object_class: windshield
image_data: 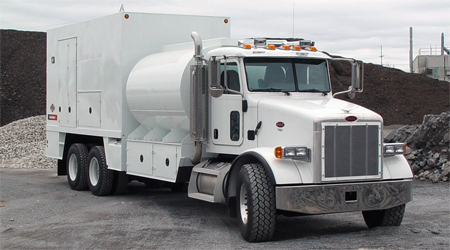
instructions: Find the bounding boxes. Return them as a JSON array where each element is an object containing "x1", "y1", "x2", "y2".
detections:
[{"x1": 244, "y1": 58, "x2": 330, "y2": 93}]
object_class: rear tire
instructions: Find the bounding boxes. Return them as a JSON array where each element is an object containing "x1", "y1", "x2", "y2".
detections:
[
  {"x1": 87, "y1": 146, "x2": 114, "y2": 196},
  {"x1": 362, "y1": 204, "x2": 406, "y2": 228},
  {"x1": 66, "y1": 143, "x2": 89, "y2": 191},
  {"x1": 236, "y1": 164, "x2": 276, "y2": 242},
  {"x1": 111, "y1": 171, "x2": 129, "y2": 195}
]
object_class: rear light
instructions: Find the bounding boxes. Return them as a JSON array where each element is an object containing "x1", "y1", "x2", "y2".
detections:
[{"x1": 48, "y1": 114, "x2": 58, "y2": 121}]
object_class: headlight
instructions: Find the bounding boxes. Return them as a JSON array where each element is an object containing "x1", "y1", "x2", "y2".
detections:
[
  {"x1": 384, "y1": 143, "x2": 406, "y2": 156},
  {"x1": 275, "y1": 146, "x2": 310, "y2": 161}
]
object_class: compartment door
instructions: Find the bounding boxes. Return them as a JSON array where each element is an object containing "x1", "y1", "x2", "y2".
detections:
[{"x1": 57, "y1": 38, "x2": 77, "y2": 127}]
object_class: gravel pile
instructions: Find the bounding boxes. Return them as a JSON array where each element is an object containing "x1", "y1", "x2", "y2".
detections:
[
  {"x1": 0, "y1": 115, "x2": 56, "y2": 169},
  {"x1": 385, "y1": 111, "x2": 450, "y2": 182}
]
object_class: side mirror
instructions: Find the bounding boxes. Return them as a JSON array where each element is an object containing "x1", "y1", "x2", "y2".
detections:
[
  {"x1": 208, "y1": 57, "x2": 223, "y2": 98},
  {"x1": 332, "y1": 59, "x2": 364, "y2": 99},
  {"x1": 351, "y1": 60, "x2": 363, "y2": 91}
]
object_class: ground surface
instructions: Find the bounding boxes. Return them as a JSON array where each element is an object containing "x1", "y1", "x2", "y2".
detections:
[{"x1": 1, "y1": 168, "x2": 448, "y2": 249}]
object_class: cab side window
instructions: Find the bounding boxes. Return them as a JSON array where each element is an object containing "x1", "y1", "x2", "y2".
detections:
[{"x1": 220, "y1": 62, "x2": 240, "y2": 93}]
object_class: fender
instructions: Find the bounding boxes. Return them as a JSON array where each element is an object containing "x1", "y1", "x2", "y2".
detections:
[
  {"x1": 226, "y1": 147, "x2": 303, "y2": 217},
  {"x1": 383, "y1": 155, "x2": 414, "y2": 179}
]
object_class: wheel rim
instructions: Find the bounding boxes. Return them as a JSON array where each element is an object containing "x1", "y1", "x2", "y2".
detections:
[
  {"x1": 89, "y1": 157, "x2": 100, "y2": 186},
  {"x1": 239, "y1": 183, "x2": 248, "y2": 225},
  {"x1": 68, "y1": 154, "x2": 78, "y2": 181}
]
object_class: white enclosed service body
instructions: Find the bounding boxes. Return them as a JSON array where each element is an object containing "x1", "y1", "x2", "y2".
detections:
[
  {"x1": 46, "y1": 12, "x2": 413, "y2": 242},
  {"x1": 46, "y1": 13, "x2": 229, "y2": 182}
]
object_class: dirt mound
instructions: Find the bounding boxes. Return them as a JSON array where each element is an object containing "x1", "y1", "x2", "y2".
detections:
[
  {"x1": 0, "y1": 30, "x2": 46, "y2": 126},
  {"x1": 329, "y1": 60, "x2": 449, "y2": 125},
  {"x1": 0, "y1": 30, "x2": 448, "y2": 126}
]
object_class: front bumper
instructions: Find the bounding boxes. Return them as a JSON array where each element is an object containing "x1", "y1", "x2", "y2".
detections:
[{"x1": 276, "y1": 179, "x2": 413, "y2": 214}]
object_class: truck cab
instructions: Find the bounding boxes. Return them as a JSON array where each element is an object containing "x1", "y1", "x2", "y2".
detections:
[{"x1": 187, "y1": 36, "x2": 413, "y2": 241}]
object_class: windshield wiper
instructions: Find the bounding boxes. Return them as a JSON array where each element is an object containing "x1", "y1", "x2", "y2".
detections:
[
  {"x1": 252, "y1": 88, "x2": 293, "y2": 96},
  {"x1": 298, "y1": 89, "x2": 329, "y2": 96},
  {"x1": 252, "y1": 88, "x2": 284, "y2": 92}
]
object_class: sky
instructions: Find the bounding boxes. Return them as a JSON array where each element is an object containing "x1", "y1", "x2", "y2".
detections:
[{"x1": 1, "y1": 0, "x2": 449, "y2": 72}]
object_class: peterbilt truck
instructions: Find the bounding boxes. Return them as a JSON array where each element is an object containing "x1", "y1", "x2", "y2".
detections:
[{"x1": 46, "y1": 12, "x2": 413, "y2": 242}]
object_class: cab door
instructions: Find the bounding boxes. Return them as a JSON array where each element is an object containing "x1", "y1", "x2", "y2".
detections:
[{"x1": 210, "y1": 60, "x2": 244, "y2": 146}]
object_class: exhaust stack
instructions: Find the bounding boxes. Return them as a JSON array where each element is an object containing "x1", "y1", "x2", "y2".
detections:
[{"x1": 190, "y1": 31, "x2": 207, "y2": 164}]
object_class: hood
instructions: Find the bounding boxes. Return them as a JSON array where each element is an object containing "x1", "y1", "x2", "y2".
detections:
[{"x1": 255, "y1": 96, "x2": 382, "y2": 147}]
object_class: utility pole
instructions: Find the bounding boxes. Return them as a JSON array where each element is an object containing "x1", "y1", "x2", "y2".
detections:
[
  {"x1": 380, "y1": 46, "x2": 384, "y2": 66},
  {"x1": 292, "y1": 1, "x2": 295, "y2": 37}
]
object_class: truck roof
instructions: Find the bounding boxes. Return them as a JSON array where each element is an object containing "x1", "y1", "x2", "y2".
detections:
[
  {"x1": 207, "y1": 37, "x2": 331, "y2": 59},
  {"x1": 207, "y1": 46, "x2": 332, "y2": 59}
]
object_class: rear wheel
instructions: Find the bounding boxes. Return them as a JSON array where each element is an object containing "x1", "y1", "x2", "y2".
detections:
[
  {"x1": 362, "y1": 204, "x2": 406, "y2": 228},
  {"x1": 111, "y1": 171, "x2": 129, "y2": 195},
  {"x1": 66, "y1": 143, "x2": 89, "y2": 190},
  {"x1": 87, "y1": 146, "x2": 113, "y2": 196},
  {"x1": 236, "y1": 164, "x2": 276, "y2": 242}
]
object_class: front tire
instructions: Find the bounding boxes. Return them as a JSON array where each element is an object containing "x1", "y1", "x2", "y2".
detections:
[
  {"x1": 87, "y1": 146, "x2": 114, "y2": 196},
  {"x1": 237, "y1": 164, "x2": 276, "y2": 242},
  {"x1": 66, "y1": 143, "x2": 89, "y2": 191},
  {"x1": 362, "y1": 204, "x2": 406, "y2": 228}
]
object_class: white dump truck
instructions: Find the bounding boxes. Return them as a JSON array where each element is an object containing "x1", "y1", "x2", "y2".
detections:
[{"x1": 46, "y1": 12, "x2": 413, "y2": 242}]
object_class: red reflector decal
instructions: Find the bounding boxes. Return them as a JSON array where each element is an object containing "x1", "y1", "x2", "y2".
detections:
[
  {"x1": 276, "y1": 122, "x2": 285, "y2": 128},
  {"x1": 48, "y1": 114, "x2": 58, "y2": 121},
  {"x1": 345, "y1": 116, "x2": 358, "y2": 122}
]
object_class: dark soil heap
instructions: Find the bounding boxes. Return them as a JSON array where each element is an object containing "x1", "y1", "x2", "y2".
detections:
[
  {"x1": 0, "y1": 30, "x2": 46, "y2": 126},
  {"x1": 0, "y1": 30, "x2": 449, "y2": 126},
  {"x1": 329, "y1": 60, "x2": 449, "y2": 125}
]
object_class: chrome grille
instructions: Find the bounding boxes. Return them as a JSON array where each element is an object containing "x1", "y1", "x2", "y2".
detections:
[{"x1": 322, "y1": 123, "x2": 381, "y2": 180}]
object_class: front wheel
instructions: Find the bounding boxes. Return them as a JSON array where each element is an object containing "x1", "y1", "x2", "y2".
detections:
[
  {"x1": 87, "y1": 146, "x2": 114, "y2": 196},
  {"x1": 237, "y1": 164, "x2": 276, "y2": 242},
  {"x1": 362, "y1": 204, "x2": 406, "y2": 228}
]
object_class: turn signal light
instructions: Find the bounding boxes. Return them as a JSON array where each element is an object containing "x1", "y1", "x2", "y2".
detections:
[{"x1": 275, "y1": 146, "x2": 283, "y2": 159}]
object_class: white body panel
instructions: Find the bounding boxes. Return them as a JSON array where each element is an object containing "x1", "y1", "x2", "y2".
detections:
[{"x1": 46, "y1": 12, "x2": 230, "y2": 174}]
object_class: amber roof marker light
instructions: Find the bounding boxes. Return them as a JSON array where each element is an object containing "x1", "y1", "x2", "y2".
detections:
[
  {"x1": 124, "y1": 14, "x2": 130, "y2": 19},
  {"x1": 224, "y1": 19, "x2": 229, "y2": 24}
]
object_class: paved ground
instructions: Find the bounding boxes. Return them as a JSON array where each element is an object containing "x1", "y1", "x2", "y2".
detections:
[{"x1": 1, "y1": 168, "x2": 449, "y2": 249}]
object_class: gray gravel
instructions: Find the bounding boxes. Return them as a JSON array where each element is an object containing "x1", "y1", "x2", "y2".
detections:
[
  {"x1": 0, "y1": 115, "x2": 56, "y2": 169},
  {"x1": 1, "y1": 168, "x2": 449, "y2": 249}
]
